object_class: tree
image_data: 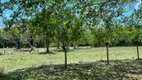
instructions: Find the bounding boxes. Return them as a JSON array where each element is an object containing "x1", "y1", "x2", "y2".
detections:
[
  {"x1": 0, "y1": 28, "x2": 14, "y2": 48},
  {"x1": 8, "y1": 26, "x2": 21, "y2": 49},
  {"x1": 31, "y1": 4, "x2": 58, "y2": 52}
]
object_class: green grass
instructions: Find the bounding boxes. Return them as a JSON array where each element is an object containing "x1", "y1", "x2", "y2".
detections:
[
  {"x1": 0, "y1": 46, "x2": 142, "y2": 73},
  {"x1": 1, "y1": 59, "x2": 142, "y2": 80},
  {"x1": 0, "y1": 46, "x2": 142, "y2": 80}
]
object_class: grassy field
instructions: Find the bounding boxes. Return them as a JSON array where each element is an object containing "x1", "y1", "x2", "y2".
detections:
[
  {"x1": 0, "y1": 47, "x2": 142, "y2": 80},
  {"x1": 0, "y1": 46, "x2": 141, "y2": 72}
]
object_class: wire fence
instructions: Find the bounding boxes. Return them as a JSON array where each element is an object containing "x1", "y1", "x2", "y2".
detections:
[
  {"x1": 0, "y1": 46, "x2": 141, "y2": 71},
  {"x1": 0, "y1": 48, "x2": 40, "y2": 55},
  {"x1": 0, "y1": 46, "x2": 141, "y2": 60}
]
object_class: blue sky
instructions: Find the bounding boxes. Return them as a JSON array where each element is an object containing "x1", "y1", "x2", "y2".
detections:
[
  {"x1": 0, "y1": 0, "x2": 10, "y2": 28},
  {"x1": 0, "y1": 0, "x2": 141, "y2": 28}
]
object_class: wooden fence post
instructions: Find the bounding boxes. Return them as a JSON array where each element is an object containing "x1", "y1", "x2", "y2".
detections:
[
  {"x1": 62, "y1": 42, "x2": 68, "y2": 69},
  {"x1": 106, "y1": 42, "x2": 109, "y2": 65},
  {"x1": 136, "y1": 45, "x2": 140, "y2": 60}
]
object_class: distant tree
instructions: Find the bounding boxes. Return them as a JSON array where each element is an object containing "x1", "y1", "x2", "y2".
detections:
[{"x1": 8, "y1": 26, "x2": 21, "y2": 49}]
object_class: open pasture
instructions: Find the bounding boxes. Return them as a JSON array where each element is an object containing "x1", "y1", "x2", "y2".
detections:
[{"x1": 0, "y1": 46, "x2": 141, "y2": 72}]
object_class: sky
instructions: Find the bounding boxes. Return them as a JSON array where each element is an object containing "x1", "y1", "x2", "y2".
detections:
[
  {"x1": 0, "y1": 0, "x2": 141, "y2": 28},
  {"x1": 0, "y1": 0, "x2": 10, "y2": 28}
]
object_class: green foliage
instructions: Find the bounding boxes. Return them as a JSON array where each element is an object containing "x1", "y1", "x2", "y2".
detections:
[{"x1": 0, "y1": 0, "x2": 142, "y2": 48}]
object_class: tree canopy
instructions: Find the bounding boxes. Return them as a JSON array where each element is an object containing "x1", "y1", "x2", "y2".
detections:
[{"x1": 0, "y1": 0, "x2": 141, "y2": 50}]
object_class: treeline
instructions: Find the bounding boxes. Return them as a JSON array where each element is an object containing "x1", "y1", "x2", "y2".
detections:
[{"x1": 0, "y1": 25, "x2": 141, "y2": 48}]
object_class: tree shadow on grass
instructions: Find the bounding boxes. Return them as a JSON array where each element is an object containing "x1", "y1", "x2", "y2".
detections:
[
  {"x1": 14, "y1": 49, "x2": 38, "y2": 53},
  {"x1": 1, "y1": 59, "x2": 142, "y2": 80},
  {"x1": 39, "y1": 49, "x2": 75, "y2": 55},
  {"x1": 39, "y1": 51, "x2": 56, "y2": 55}
]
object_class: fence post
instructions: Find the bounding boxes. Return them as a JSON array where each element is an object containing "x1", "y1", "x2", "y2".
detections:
[
  {"x1": 135, "y1": 41, "x2": 140, "y2": 60},
  {"x1": 106, "y1": 42, "x2": 109, "y2": 65},
  {"x1": 65, "y1": 50, "x2": 67, "y2": 69},
  {"x1": 136, "y1": 45, "x2": 140, "y2": 60},
  {"x1": 62, "y1": 42, "x2": 67, "y2": 69}
]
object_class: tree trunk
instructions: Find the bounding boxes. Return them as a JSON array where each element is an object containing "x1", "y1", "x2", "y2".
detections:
[
  {"x1": 46, "y1": 39, "x2": 50, "y2": 53},
  {"x1": 28, "y1": 35, "x2": 34, "y2": 51},
  {"x1": 66, "y1": 43, "x2": 70, "y2": 50},
  {"x1": 30, "y1": 36, "x2": 33, "y2": 46},
  {"x1": 4, "y1": 42, "x2": 6, "y2": 48},
  {"x1": 73, "y1": 42, "x2": 76, "y2": 49},
  {"x1": 16, "y1": 40, "x2": 21, "y2": 49},
  {"x1": 56, "y1": 41, "x2": 60, "y2": 49}
]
